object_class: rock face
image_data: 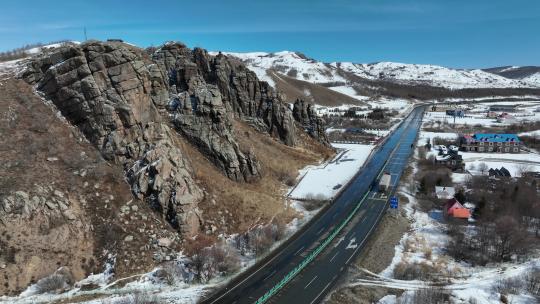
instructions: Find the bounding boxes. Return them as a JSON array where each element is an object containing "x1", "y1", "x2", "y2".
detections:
[
  {"x1": 293, "y1": 99, "x2": 329, "y2": 144},
  {"x1": 22, "y1": 42, "x2": 202, "y2": 234},
  {"x1": 22, "y1": 40, "x2": 329, "y2": 232},
  {"x1": 152, "y1": 44, "x2": 297, "y2": 146}
]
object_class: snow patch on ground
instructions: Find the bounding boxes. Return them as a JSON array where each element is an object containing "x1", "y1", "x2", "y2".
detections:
[
  {"x1": 289, "y1": 143, "x2": 374, "y2": 200},
  {"x1": 328, "y1": 86, "x2": 369, "y2": 101},
  {"x1": 0, "y1": 59, "x2": 25, "y2": 81}
]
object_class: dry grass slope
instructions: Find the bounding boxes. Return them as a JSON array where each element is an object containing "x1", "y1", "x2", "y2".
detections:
[{"x1": 179, "y1": 119, "x2": 334, "y2": 235}]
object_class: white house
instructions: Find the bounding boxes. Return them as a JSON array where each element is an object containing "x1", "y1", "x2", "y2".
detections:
[{"x1": 435, "y1": 186, "x2": 455, "y2": 199}]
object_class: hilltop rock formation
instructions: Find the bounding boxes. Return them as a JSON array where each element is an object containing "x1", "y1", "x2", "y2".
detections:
[
  {"x1": 21, "y1": 40, "x2": 329, "y2": 231},
  {"x1": 293, "y1": 99, "x2": 329, "y2": 144},
  {"x1": 22, "y1": 42, "x2": 202, "y2": 233},
  {"x1": 152, "y1": 44, "x2": 299, "y2": 146}
]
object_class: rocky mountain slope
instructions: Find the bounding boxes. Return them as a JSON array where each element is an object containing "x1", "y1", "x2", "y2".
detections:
[
  {"x1": 221, "y1": 51, "x2": 540, "y2": 103},
  {"x1": 0, "y1": 41, "x2": 332, "y2": 295}
]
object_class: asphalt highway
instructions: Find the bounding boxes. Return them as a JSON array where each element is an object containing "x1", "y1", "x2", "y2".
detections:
[{"x1": 202, "y1": 106, "x2": 426, "y2": 304}]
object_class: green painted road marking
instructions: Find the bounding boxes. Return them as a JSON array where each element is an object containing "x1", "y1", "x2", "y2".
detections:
[{"x1": 254, "y1": 109, "x2": 423, "y2": 304}]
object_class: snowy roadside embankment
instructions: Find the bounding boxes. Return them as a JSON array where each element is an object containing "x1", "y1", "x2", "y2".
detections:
[{"x1": 288, "y1": 143, "x2": 374, "y2": 200}]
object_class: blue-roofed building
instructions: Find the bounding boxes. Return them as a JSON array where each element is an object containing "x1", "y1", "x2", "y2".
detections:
[{"x1": 459, "y1": 133, "x2": 522, "y2": 153}]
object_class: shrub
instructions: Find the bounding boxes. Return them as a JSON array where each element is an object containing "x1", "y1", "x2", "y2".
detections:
[
  {"x1": 109, "y1": 293, "x2": 161, "y2": 304},
  {"x1": 191, "y1": 243, "x2": 240, "y2": 283},
  {"x1": 492, "y1": 277, "x2": 523, "y2": 295},
  {"x1": 303, "y1": 193, "x2": 329, "y2": 211},
  {"x1": 525, "y1": 267, "x2": 540, "y2": 298},
  {"x1": 409, "y1": 288, "x2": 448, "y2": 304},
  {"x1": 277, "y1": 170, "x2": 296, "y2": 187},
  {"x1": 393, "y1": 261, "x2": 434, "y2": 281},
  {"x1": 35, "y1": 273, "x2": 69, "y2": 294}
]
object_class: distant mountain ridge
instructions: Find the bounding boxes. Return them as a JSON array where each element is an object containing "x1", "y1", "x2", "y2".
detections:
[
  {"x1": 216, "y1": 51, "x2": 540, "y2": 103},
  {"x1": 483, "y1": 66, "x2": 540, "y2": 83}
]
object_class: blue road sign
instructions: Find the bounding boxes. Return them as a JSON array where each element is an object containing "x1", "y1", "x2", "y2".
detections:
[{"x1": 390, "y1": 196, "x2": 398, "y2": 209}]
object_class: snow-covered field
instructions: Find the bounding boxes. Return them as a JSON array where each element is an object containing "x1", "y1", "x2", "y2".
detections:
[
  {"x1": 314, "y1": 98, "x2": 413, "y2": 119},
  {"x1": 288, "y1": 143, "x2": 375, "y2": 200},
  {"x1": 423, "y1": 101, "x2": 540, "y2": 127},
  {"x1": 462, "y1": 151, "x2": 540, "y2": 176},
  {"x1": 423, "y1": 111, "x2": 501, "y2": 127}
]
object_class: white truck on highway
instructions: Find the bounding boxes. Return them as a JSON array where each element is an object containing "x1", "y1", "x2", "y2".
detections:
[{"x1": 378, "y1": 172, "x2": 391, "y2": 193}]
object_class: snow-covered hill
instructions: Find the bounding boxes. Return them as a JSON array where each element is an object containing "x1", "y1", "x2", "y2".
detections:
[
  {"x1": 334, "y1": 61, "x2": 538, "y2": 89},
  {"x1": 221, "y1": 51, "x2": 347, "y2": 86},
  {"x1": 522, "y1": 72, "x2": 540, "y2": 84},
  {"x1": 219, "y1": 51, "x2": 540, "y2": 93}
]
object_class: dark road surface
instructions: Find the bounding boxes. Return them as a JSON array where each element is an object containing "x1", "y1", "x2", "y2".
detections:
[{"x1": 202, "y1": 106, "x2": 426, "y2": 304}]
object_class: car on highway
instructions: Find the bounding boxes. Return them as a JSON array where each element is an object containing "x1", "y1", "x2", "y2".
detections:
[{"x1": 378, "y1": 172, "x2": 391, "y2": 193}]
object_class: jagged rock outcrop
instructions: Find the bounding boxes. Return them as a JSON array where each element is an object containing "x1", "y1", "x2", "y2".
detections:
[
  {"x1": 151, "y1": 43, "x2": 261, "y2": 182},
  {"x1": 171, "y1": 76, "x2": 260, "y2": 182},
  {"x1": 152, "y1": 43, "x2": 297, "y2": 146},
  {"x1": 293, "y1": 99, "x2": 330, "y2": 144},
  {"x1": 20, "y1": 40, "x2": 330, "y2": 231},
  {"x1": 22, "y1": 41, "x2": 203, "y2": 234}
]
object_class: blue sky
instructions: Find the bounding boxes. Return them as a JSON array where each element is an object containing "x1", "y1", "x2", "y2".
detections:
[{"x1": 1, "y1": 0, "x2": 539, "y2": 68}]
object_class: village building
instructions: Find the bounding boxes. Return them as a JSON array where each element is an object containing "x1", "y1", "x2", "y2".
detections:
[
  {"x1": 488, "y1": 167, "x2": 511, "y2": 178},
  {"x1": 434, "y1": 149, "x2": 464, "y2": 171},
  {"x1": 459, "y1": 133, "x2": 521, "y2": 153},
  {"x1": 435, "y1": 186, "x2": 455, "y2": 200},
  {"x1": 444, "y1": 198, "x2": 471, "y2": 219}
]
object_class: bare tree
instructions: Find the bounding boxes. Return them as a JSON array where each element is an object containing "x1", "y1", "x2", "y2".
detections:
[
  {"x1": 478, "y1": 162, "x2": 488, "y2": 175},
  {"x1": 517, "y1": 164, "x2": 532, "y2": 177}
]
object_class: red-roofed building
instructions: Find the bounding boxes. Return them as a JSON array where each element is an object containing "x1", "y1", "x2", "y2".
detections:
[{"x1": 445, "y1": 198, "x2": 471, "y2": 219}]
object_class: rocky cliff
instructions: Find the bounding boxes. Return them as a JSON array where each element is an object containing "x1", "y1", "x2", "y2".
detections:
[
  {"x1": 21, "y1": 40, "x2": 329, "y2": 233},
  {"x1": 22, "y1": 42, "x2": 203, "y2": 234},
  {"x1": 293, "y1": 99, "x2": 329, "y2": 144}
]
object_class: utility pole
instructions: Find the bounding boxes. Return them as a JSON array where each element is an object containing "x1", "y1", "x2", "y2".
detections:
[{"x1": 84, "y1": 27, "x2": 87, "y2": 41}]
